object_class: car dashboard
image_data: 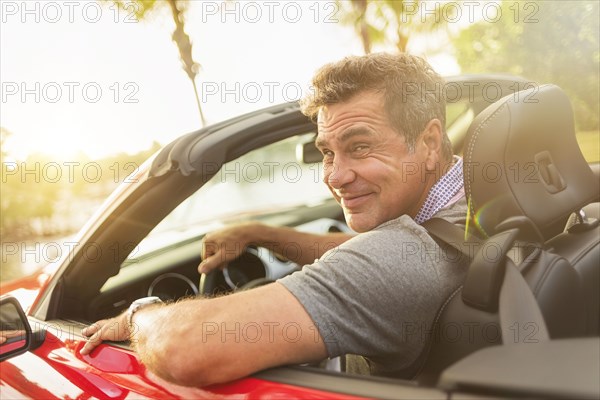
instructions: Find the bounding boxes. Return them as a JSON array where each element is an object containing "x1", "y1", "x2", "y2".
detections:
[{"x1": 87, "y1": 217, "x2": 352, "y2": 322}]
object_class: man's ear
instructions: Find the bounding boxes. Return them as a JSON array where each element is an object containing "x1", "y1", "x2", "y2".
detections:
[{"x1": 420, "y1": 119, "x2": 444, "y2": 172}]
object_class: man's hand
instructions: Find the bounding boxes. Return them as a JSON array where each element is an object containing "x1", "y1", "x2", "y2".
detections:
[
  {"x1": 199, "y1": 222, "x2": 353, "y2": 274},
  {"x1": 0, "y1": 330, "x2": 26, "y2": 344},
  {"x1": 80, "y1": 312, "x2": 129, "y2": 356},
  {"x1": 199, "y1": 222, "x2": 262, "y2": 274}
]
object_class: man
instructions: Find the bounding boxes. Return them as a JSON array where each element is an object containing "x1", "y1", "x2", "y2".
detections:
[{"x1": 81, "y1": 53, "x2": 467, "y2": 386}]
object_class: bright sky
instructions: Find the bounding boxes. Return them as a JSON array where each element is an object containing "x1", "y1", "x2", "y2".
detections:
[{"x1": 1, "y1": 0, "x2": 461, "y2": 161}]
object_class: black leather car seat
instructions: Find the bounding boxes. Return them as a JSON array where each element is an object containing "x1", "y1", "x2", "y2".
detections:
[
  {"x1": 546, "y1": 202, "x2": 600, "y2": 335},
  {"x1": 411, "y1": 84, "x2": 599, "y2": 385},
  {"x1": 463, "y1": 82, "x2": 598, "y2": 332}
]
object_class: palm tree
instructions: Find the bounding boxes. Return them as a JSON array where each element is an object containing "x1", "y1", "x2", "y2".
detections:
[
  {"x1": 109, "y1": 0, "x2": 206, "y2": 126},
  {"x1": 337, "y1": 0, "x2": 456, "y2": 54}
]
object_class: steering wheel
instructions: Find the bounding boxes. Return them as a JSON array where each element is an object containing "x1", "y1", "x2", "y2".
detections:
[
  {"x1": 199, "y1": 268, "x2": 275, "y2": 295},
  {"x1": 199, "y1": 264, "x2": 232, "y2": 296},
  {"x1": 199, "y1": 248, "x2": 277, "y2": 295}
]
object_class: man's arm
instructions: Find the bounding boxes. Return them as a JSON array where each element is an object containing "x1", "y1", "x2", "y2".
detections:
[
  {"x1": 81, "y1": 283, "x2": 327, "y2": 387},
  {"x1": 199, "y1": 222, "x2": 352, "y2": 273}
]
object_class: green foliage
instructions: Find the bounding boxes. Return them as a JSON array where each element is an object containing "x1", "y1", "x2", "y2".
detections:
[
  {"x1": 0, "y1": 136, "x2": 162, "y2": 239},
  {"x1": 337, "y1": 0, "x2": 456, "y2": 53},
  {"x1": 1, "y1": 149, "x2": 59, "y2": 237},
  {"x1": 454, "y1": 0, "x2": 599, "y2": 130}
]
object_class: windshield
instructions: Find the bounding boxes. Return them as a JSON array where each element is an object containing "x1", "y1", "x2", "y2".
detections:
[{"x1": 128, "y1": 133, "x2": 331, "y2": 260}]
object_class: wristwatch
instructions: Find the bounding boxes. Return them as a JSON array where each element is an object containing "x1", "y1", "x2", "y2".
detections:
[{"x1": 126, "y1": 296, "x2": 163, "y2": 329}]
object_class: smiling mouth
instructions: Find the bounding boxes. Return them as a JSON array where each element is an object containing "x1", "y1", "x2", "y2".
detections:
[{"x1": 341, "y1": 193, "x2": 373, "y2": 209}]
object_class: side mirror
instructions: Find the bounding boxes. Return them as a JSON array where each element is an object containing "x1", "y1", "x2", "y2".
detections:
[
  {"x1": 296, "y1": 137, "x2": 323, "y2": 164},
  {"x1": 0, "y1": 295, "x2": 32, "y2": 361}
]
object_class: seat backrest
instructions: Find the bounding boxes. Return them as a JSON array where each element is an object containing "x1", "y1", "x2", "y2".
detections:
[
  {"x1": 462, "y1": 83, "x2": 599, "y2": 337},
  {"x1": 413, "y1": 84, "x2": 599, "y2": 385},
  {"x1": 546, "y1": 202, "x2": 600, "y2": 335},
  {"x1": 463, "y1": 84, "x2": 598, "y2": 240}
]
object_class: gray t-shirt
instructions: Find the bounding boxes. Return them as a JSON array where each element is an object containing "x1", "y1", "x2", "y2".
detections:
[{"x1": 278, "y1": 196, "x2": 468, "y2": 375}]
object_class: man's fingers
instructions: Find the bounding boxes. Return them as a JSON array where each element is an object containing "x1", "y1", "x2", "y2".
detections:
[
  {"x1": 0, "y1": 330, "x2": 26, "y2": 339},
  {"x1": 200, "y1": 236, "x2": 219, "y2": 273},
  {"x1": 80, "y1": 319, "x2": 124, "y2": 356},
  {"x1": 80, "y1": 330, "x2": 103, "y2": 355},
  {"x1": 81, "y1": 320, "x2": 106, "y2": 338},
  {"x1": 80, "y1": 320, "x2": 108, "y2": 355},
  {"x1": 0, "y1": 331, "x2": 23, "y2": 345},
  {"x1": 201, "y1": 236, "x2": 219, "y2": 260},
  {"x1": 198, "y1": 252, "x2": 223, "y2": 274}
]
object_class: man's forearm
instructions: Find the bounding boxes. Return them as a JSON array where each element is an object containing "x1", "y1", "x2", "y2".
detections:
[
  {"x1": 199, "y1": 222, "x2": 353, "y2": 273},
  {"x1": 130, "y1": 284, "x2": 327, "y2": 387},
  {"x1": 252, "y1": 224, "x2": 352, "y2": 265}
]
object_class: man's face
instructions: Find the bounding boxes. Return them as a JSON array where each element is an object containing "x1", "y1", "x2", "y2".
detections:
[{"x1": 316, "y1": 91, "x2": 433, "y2": 232}]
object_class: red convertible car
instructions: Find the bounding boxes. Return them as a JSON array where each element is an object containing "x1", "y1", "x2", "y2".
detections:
[{"x1": 1, "y1": 76, "x2": 599, "y2": 399}]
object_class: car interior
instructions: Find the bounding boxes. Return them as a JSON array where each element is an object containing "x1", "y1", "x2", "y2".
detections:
[
  {"x1": 400, "y1": 84, "x2": 600, "y2": 388},
  {"x1": 28, "y1": 80, "x2": 599, "y2": 397}
]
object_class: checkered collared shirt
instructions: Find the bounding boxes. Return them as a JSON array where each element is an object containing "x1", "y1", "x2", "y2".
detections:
[{"x1": 414, "y1": 156, "x2": 464, "y2": 224}]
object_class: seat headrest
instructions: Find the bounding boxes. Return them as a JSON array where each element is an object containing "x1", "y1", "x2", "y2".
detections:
[{"x1": 464, "y1": 84, "x2": 598, "y2": 240}]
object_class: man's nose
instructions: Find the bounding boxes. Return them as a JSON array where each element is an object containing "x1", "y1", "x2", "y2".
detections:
[{"x1": 325, "y1": 157, "x2": 356, "y2": 190}]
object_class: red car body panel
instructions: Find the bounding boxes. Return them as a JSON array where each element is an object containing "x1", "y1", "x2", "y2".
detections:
[
  {"x1": 0, "y1": 318, "x2": 367, "y2": 399},
  {"x1": 1, "y1": 262, "x2": 58, "y2": 313},
  {"x1": 6, "y1": 79, "x2": 593, "y2": 398},
  {"x1": 0, "y1": 218, "x2": 369, "y2": 399}
]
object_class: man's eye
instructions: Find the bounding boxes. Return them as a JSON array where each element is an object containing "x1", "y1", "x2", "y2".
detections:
[{"x1": 353, "y1": 145, "x2": 369, "y2": 154}]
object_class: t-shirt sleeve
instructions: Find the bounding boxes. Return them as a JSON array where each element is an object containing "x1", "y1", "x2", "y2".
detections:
[{"x1": 278, "y1": 215, "x2": 458, "y2": 369}]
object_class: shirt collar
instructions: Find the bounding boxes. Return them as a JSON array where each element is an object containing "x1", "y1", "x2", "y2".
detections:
[{"x1": 414, "y1": 156, "x2": 464, "y2": 224}]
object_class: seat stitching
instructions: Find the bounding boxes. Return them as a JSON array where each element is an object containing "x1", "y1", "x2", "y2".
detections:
[
  {"x1": 565, "y1": 237, "x2": 600, "y2": 265},
  {"x1": 412, "y1": 285, "x2": 463, "y2": 379},
  {"x1": 532, "y1": 256, "x2": 562, "y2": 295},
  {"x1": 465, "y1": 103, "x2": 508, "y2": 236}
]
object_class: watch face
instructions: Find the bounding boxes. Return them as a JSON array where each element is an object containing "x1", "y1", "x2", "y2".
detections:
[{"x1": 128, "y1": 297, "x2": 162, "y2": 327}]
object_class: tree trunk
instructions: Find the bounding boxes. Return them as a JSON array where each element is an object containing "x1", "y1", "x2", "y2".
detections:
[
  {"x1": 352, "y1": 0, "x2": 371, "y2": 54},
  {"x1": 397, "y1": 30, "x2": 408, "y2": 53},
  {"x1": 166, "y1": 0, "x2": 206, "y2": 126}
]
